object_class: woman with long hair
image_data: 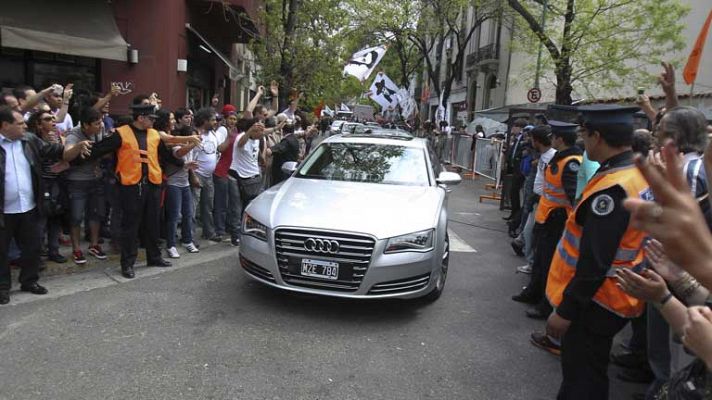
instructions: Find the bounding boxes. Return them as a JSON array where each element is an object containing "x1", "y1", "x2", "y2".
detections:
[{"x1": 156, "y1": 109, "x2": 201, "y2": 258}]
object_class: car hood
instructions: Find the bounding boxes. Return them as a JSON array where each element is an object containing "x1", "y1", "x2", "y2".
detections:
[{"x1": 247, "y1": 178, "x2": 443, "y2": 240}]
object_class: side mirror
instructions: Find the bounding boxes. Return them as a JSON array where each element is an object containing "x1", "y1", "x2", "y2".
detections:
[
  {"x1": 281, "y1": 161, "x2": 299, "y2": 175},
  {"x1": 436, "y1": 171, "x2": 461, "y2": 186}
]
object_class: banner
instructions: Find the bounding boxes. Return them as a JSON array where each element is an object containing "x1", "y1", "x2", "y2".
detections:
[
  {"x1": 368, "y1": 72, "x2": 400, "y2": 110},
  {"x1": 343, "y1": 45, "x2": 387, "y2": 82}
]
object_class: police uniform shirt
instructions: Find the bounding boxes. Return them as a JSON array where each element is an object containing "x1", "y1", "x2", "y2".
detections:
[{"x1": 556, "y1": 151, "x2": 633, "y2": 321}]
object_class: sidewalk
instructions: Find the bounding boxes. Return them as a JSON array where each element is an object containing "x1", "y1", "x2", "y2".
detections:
[{"x1": 7, "y1": 231, "x2": 238, "y2": 306}]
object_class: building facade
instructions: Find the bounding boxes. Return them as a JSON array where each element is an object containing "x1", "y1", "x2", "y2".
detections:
[{"x1": 0, "y1": 0, "x2": 260, "y2": 115}]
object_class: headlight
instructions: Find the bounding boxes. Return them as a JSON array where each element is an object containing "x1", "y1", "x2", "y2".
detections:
[
  {"x1": 384, "y1": 229, "x2": 434, "y2": 253},
  {"x1": 242, "y1": 213, "x2": 268, "y2": 241}
]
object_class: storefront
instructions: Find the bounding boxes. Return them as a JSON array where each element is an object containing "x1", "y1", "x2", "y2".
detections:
[{"x1": 0, "y1": 0, "x2": 258, "y2": 114}]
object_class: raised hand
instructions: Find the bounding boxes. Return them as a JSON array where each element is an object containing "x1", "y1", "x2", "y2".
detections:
[
  {"x1": 615, "y1": 268, "x2": 668, "y2": 303},
  {"x1": 270, "y1": 80, "x2": 279, "y2": 97},
  {"x1": 682, "y1": 306, "x2": 712, "y2": 369},
  {"x1": 658, "y1": 62, "x2": 676, "y2": 94},
  {"x1": 62, "y1": 83, "x2": 74, "y2": 103},
  {"x1": 646, "y1": 239, "x2": 685, "y2": 282}
]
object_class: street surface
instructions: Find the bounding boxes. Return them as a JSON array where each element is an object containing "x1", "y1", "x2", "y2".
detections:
[{"x1": 0, "y1": 179, "x2": 644, "y2": 400}]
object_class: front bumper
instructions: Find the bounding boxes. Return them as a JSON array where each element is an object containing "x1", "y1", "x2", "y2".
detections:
[{"x1": 238, "y1": 231, "x2": 440, "y2": 299}]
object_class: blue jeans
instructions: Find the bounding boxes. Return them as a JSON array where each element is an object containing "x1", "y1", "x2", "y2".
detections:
[
  {"x1": 67, "y1": 179, "x2": 106, "y2": 226},
  {"x1": 165, "y1": 185, "x2": 194, "y2": 248},
  {"x1": 213, "y1": 175, "x2": 242, "y2": 240},
  {"x1": 192, "y1": 174, "x2": 216, "y2": 239}
]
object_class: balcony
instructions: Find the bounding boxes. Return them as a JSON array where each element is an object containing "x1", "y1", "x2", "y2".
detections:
[{"x1": 466, "y1": 44, "x2": 500, "y2": 67}]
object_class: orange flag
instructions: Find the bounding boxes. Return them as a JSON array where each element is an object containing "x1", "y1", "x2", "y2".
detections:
[{"x1": 684, "y1": 8, "x2": 712, "y2": 85}]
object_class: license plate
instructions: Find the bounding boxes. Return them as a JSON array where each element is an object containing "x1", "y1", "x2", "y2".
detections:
[{"x1": 301, "y1": 259, "x2": 339, "y2": 280}]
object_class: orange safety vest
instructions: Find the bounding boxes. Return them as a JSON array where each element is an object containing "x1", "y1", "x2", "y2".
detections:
[
  {"x1": 535, "y1": 154, "x2": 582, "y2": 224},
  {"x1": 115, "y1": 125, "x2": 162, "y2": 185},
  {"x1": 546, "y1": 164, "x2": 650, "y2": 318}
]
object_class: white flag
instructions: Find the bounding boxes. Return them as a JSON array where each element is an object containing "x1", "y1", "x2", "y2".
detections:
[
  {"x1": 343, "y1": 45, "x2": 387, "y2": 82},
  {"x1": 368, "y1": 72, "x2": 400, "y2": 110},
  {"x1": 323, "y1": 105, "x2": 334, "y2": 116},
  {"x1": 340, "y1": 103, "x2": 351, "y2": 112}
]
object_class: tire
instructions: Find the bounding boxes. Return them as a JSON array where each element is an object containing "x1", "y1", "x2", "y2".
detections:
[{"x1": 423, "y1": 232, "x2": 449, "y2": 302}]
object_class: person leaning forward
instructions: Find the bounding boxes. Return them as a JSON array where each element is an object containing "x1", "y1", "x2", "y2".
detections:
[
  {"x1": 538, "y1": 105, "x2": 651, "y2": 400},
  {"x1": 77, "y1": 97, "x2": 181, "y2": 279},
  {"x1": 0, "y1": 106, "x2": 91, "y2": 304}
]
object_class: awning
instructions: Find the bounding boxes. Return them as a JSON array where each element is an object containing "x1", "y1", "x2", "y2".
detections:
[
  {"x1": 0, "y1": 0, "x2": 128, "y2": 61},
  {"x1": 185, "y1": 23, "x2": 241, "y2": 79}
]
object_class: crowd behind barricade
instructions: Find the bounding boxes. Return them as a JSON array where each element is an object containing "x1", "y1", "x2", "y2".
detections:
[
  {"x1": 0, "y1": 80, "x2": 325, "y2": 301},
  {"x1": 499, "y1": 62, "x2": 712, "y2": 399}
]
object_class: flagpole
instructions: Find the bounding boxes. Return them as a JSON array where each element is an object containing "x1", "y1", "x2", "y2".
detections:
[{"x1": 690, "y1": 81, "x2": 695, "y2": 106}]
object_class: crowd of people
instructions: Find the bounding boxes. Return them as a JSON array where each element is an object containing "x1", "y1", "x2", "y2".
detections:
[
  {"x1": 0, "y1": 80, "x2": 320, "y2": 302},
  {"x1": 500, "y1": 62, "x2": 712, "y2": 399}
]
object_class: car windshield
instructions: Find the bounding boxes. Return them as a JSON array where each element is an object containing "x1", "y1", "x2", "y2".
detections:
[{"x1": 296, "y1": 142, "x2": 430, "y2": 186}]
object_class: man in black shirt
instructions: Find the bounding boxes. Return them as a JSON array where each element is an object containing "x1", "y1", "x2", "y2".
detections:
[{"x1": 81, "y1": 96, "x2": 179, "y2": 278}]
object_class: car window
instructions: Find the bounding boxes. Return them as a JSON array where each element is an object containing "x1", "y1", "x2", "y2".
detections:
[
  {"x1": 427, "y1": 142, "x2": 443, "y2": 176},
  {"x1": 297, "y1": 143, "x2": 430, "y2": 186}
]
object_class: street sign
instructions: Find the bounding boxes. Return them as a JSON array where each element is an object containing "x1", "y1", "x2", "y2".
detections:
[{"x1": 527, "y1": 88, "x2": 542, "y2": 103}]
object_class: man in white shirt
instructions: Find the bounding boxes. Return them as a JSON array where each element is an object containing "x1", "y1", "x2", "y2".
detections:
[
  {"x1": 229, "y1": 118, "x2": 266, "y2": 212},
  {"x1": 191, "y1": 108, "x2": 222, "y2": 242}
]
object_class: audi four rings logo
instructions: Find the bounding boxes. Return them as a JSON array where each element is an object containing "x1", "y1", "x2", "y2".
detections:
[{"x1": 304, "y1": 238, "x2": 340, "y2": 254}]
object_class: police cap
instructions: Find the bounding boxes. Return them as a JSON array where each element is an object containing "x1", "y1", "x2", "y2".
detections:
[
  {"x1": 548, "y1": 120, "x2": 579, "y2": 137},
  {"x1": 578, "y1": 104, "x2": 640, "y2": 126},
  {"x1": 130, "y1": 103, "x2": 158, "y2": 118}
]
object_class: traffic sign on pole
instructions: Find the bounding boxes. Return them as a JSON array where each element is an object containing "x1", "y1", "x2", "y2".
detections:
[{"x1": 527, "y1": 88, "x2": 542, "y2": 103}]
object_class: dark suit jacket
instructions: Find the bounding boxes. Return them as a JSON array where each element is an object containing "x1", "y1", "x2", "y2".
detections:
[{"x1": 0, "y1": 133, "x2": 64, "y2": 227}]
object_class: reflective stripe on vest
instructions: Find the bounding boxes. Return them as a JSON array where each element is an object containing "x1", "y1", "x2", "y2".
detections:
[
  {"x1": 115, "y1": 125, "x2": 163, "y2": 185},
  {"x1": 534, "y1": 154, "x2": 582, "y2": 224},
  {"x1": 546, "y1": 163, "x2": 650, "y2": 318}
]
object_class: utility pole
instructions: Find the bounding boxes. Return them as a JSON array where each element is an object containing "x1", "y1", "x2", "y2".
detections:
[{"x1": 534, "y1": 0, "x2": 548, "y2": 89}]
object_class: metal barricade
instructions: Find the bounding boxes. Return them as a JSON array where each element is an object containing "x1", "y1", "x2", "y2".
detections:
[{"x1": 471, "y1": 138, "x2": 504, "y2": 203}]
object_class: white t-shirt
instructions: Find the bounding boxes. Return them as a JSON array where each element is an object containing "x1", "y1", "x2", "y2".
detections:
[
  {"x1": 230, "y1": 132, "x2": 261, "y2": 178},
  {"x1": 193, "y1": 130, "x2": 220, "y2": 178},
  {"x1": 534, "y1": 148, "x2": 557, "y2": 196},
  {"x1": 215, "y1": 126, "x2": 228, "y2": 145},
  {"x1": 53, "y1": 110, "x2": 74, "y2": 135}
]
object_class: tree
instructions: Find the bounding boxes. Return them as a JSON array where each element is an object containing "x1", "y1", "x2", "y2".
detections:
[
  {"x1": 345, "y1": 0, "x2": 423, "y2": 89},
  {"x1": 249, "y1": 0, "x2": 362, "y2": 110},
  {"x1": 507, "y1": 0, "x2": 688, "y2": 105},
  {"x1": 408, "y1": 0, "x2": 503, "y2": 115}
]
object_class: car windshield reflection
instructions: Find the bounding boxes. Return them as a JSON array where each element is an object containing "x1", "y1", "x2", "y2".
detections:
[{"x1": 296, "y1": 143, "x2": 429, "y2": 186}]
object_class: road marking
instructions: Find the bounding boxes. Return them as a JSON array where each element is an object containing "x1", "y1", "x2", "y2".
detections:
[{"x1": 448, "y1": 229, "x2": 477, "y2": 253}]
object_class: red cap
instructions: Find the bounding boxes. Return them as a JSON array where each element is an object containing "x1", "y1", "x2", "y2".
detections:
[{"x1": 222, "y1": 104, "x2": 237, "y2": 116}]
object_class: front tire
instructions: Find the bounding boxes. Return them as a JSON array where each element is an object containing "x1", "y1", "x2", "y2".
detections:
[{"x1": 423, "y1": 232, "x2": 449, "y2": 302}]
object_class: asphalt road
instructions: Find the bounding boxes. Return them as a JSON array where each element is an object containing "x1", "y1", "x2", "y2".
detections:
[{"x1": 0, "y1": 179, "x2": 645, "y2": 400}]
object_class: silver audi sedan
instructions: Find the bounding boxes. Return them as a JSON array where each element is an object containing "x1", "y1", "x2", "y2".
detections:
[{"x1": 239, "y1": 131, "x2": 461, "y2": 301}]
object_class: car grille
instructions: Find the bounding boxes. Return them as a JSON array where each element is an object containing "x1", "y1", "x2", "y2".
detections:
[
  {"x1": 368, "y1": 273, "x2": 431, "y2": 295},
  {"x1": 274, "y1": 228, "x2": 375, "y2": 292},
  {"x1": 240, "y1": 254, "x2": 276, "y2": 282}
]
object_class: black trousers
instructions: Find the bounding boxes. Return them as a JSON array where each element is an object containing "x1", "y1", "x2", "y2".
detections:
[
  {"x1": 529, "y1": 210, "x2": 567, "y2": 304},
  {"x1": 119, "y1": 183, "x2": 162, "y2": 269},
  {"x1": 558, "y1": 304, "x2": 628, "y2": 400},
  {"x1": 509, "y1": 172, "x2": 525, "y2": 216},
  {"x1": 0, "y1": 209, "x2": 41, "y2": 290}
]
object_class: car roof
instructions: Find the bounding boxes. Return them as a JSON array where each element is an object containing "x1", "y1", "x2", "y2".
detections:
[{"x1": 322, "y1": 132, "x2": 425, "y2": 148}]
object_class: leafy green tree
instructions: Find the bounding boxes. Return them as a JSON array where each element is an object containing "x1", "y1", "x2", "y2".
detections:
[{"x1": 507, "y1": 0, "x2": 689, "y2": 104}]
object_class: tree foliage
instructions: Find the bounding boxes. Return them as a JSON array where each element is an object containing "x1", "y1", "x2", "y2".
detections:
[
  {"x1": 249, "y1": 0, "x2": 362, "y2": 109},
  {"x1": 507, "y1": 0, "x2": 689, "y2": 104}
]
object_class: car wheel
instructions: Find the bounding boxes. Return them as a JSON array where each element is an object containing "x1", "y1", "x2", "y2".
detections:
[{"x1": 423, "y1": 232, "x2": 449, "y2": 302}]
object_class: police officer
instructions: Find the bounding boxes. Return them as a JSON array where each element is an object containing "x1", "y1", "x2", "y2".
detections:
[
  {"x1": 531, "y1": 105, "x2": 651, "y2": 400},
  {"x1": 514, "y1": 121, "x2": 582, "y2": 320},
  {"x1": 81, "y1": 96, "x2": 180, "y2": 278}
]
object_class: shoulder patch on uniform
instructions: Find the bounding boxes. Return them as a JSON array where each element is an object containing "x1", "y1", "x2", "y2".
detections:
[
  {"x1": 592, "y1": 194, "x2": 615, "y2": 216},
  {"x1": 639, "y1": 188, "x2": 654, "y2": 201},
  {"x1": 567, "y1": 161, "x2": 580, "y2": 172}
]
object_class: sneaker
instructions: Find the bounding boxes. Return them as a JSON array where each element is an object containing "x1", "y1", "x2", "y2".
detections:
[
  {"x1": 530, "y1": 332, "x2": 561, "y2": 356},
  {"x1": 516, "y1": 265, "x2": 532, "y2": 274},
  {"x1": 231, "y1": 237, "x2": 240, "y2": 247},
  {"x1": 48, "y1": 253, "x2": 68, "y2": 263},
  {"x1": 182, "y1": 242, "x2": 200, "y2": 253},
  {"x1": 209, "y1": 235, "x2": 223, "y2": 243},
  {"x1": 511, "y1": 240, "x2": 525, "y2": 257},
  {"x1": 166, "y1": 246, "x2": 180, "y2": 259},
  {"x1": 73, "y1": 250, "x2": 87, "y2": 265},
  {"x1": 88, "y1": 245, "x2": 107, "y2": 260}
]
